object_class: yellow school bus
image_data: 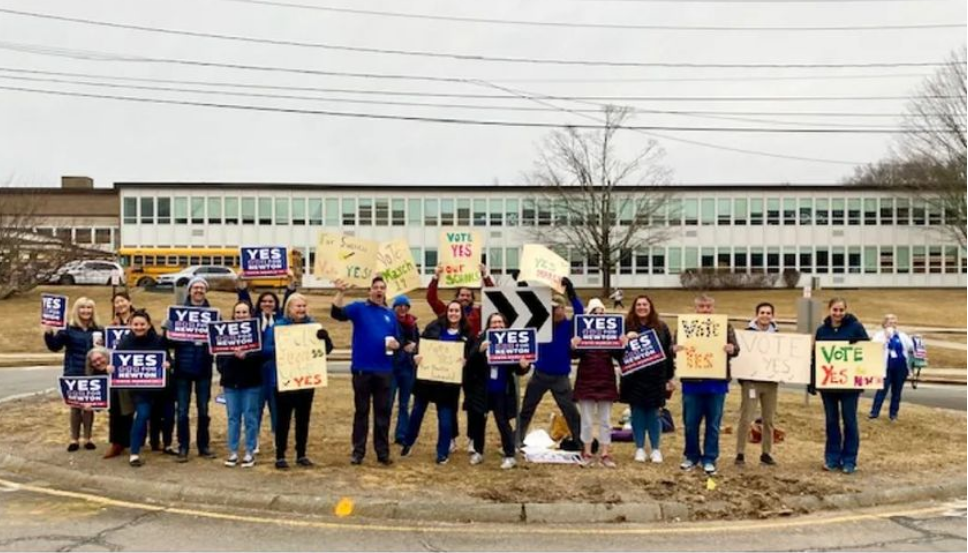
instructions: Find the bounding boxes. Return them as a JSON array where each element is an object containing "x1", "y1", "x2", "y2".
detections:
[{"x1": 118, "y1": 247, "x2": 302, "y2": 288}]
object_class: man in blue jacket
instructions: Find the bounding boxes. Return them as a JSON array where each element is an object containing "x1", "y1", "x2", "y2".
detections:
[
  {"x1": 332, "y1": 276, "x2": 400, "y2": 465},
  {"x1": 169, "y1": 276, "x2": 216, "y2": 462},
  {"x1": 516, "y1": 277, "x2": 584, "y2": 449}
]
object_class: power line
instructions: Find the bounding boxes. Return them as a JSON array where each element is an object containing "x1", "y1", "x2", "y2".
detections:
[
  {"x1": 0, "y1": 7, "x2": 954, "y2": 69},
  {"x1": 211, "y1": 0, "x2": 966, "y2": 31},
  {"x1": 0, "y1": 83, "x2": 926, "y2": 134}
]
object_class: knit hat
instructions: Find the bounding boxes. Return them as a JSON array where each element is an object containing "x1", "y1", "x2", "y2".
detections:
[
  {"x1": 187, "y1": 276, "x2": 209, "y2": 291},
  {"x1": 587, "y1": 298, "x2": 606, "y2": 313},
  {"x1": 392, "y1": 295, "x2": 411, "y2": 308}
]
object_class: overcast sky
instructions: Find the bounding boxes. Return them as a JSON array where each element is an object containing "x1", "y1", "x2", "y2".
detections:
[{"x1": 0, "y1": 0, "x2": 964, "y2": 188}]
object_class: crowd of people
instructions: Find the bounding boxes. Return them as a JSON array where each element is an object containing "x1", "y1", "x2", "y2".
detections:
[{"x1": 44, "y1": 268, "x2": 918, "y2": 476}]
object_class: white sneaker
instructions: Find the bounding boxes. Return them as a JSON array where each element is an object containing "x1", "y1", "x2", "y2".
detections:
[
  {"x1": 449, "y1": 439, "x2": 458, "y2": 454},
  {"x1": 469, "y1": 452, "x2": 483, "y2": 465},
  {"x1": 634, "y1": 448, "x2": 647, "y2": 463},
  {"x1": 650, "y1": 449, "x2": 664, "y2": 464},
  {"x1": 241, "y1": 454, "x2": 255, "y2": 468},
  {"x1": 500, "y1": 457, "x2": 517, "y2": 470},
  {"x1": 224, "y1": 454, "x2": 238, "y2": 467},
  {"x1": 703, "y1": 462, "x2": 717, "y2": 476},
  {"x1": 253, "y1": 441, "x2": 260, "y2": 455},
  {"x1": 466, "y1": 438, "x2": 476, "y2": 454},
  {"x1": 680, "y1": 459, "x2": 697, "y2": 471}
]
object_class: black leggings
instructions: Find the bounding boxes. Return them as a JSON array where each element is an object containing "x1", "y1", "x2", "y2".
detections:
[
  {"x1": 467, "y1": 392, "x2": 516, "y2": 458},
  {"x1": 275, "y1": 388, "x2": 315, "y2": 460}
]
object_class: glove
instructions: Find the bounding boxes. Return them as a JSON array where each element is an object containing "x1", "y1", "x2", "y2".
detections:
[
  {"x1": 316, "y1": 329, "x2": 330, "y2": 342},
  {"x1": 561, "y1": 276, "x2": 577, "y2": 299}
]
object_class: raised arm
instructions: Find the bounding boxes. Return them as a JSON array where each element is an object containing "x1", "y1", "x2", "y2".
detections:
[{"x1": 426, "y1": 265, "x2": 446, "y2": 316}]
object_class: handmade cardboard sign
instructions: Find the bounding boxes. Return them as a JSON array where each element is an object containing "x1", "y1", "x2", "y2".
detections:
[
  {"x1": 240, "y1": 246, "x2": 288, "y2": 278},
  {"x1": 518, "y1": 244, "x2": 569, "y2": 293},
  {"x1": 376, "y1": 239, "x2": 421, "y2": 297},
  {"x1": 314, "y1": 232, "x2": 380, "y2": 288},
  {"x1": 416, "y1": 339, "x2": 465, "y2": 384},
  {"x1": 814, "y1": 341, "x2": 885, "y2": 390},
  {"x1": 208, "y1": 319, "x2": 261, "y2": 355},
  {"x1": 487, "y1": 328, "x2": 538, "y2": 365},
  {"x1": 438, "y1": 230, "x2": 482, "y2": 288},
  {"x1": 574, "y1": 315, "x2": 625, "y2": 349},
  {"x1": 675, "y1": 314, "x2": 729, "y2": 379},
  {"x1": 275, "y1": 323, "x2": 328, "y2": 391},
  {"x1": 732, "y1": 331, "x2": 812, "y2": 384}
]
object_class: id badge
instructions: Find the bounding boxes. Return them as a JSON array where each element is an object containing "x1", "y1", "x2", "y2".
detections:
[
  {"x1": 749, "y1": 388, "x2": 757, "y2": 399},
  {"x1": 490, "y1": 367, "x2": 498, "y2": 380},
  {"x1": 889, "y1": 350, "x2": 898, "y2": 359}
]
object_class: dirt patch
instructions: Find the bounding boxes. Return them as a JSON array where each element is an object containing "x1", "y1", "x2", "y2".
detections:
[{"x1": 1, "y1": 376, "x2": 963, "y2": 520}]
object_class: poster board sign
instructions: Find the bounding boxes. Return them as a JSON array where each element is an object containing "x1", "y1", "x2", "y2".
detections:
[
  {"x1": 416, "y1": 339, "x2": 465, "y2": 384},
  {"x1": 814, "y1": 341, "x2": 885, "y2": 390},
  {"x1": 105, "y1": 326, "x2": 131, "y2": 350},
  {"x1": 912, "y1": 335, "x2": 927, "y2": 360},
  {"x1": 438, "y1": 230, "x2": 483, "y2": 288},
  {"x1": 41, "y1": 293, "x2": 68, "y2": 329},
  {"x1": 376, "y1": 239, "x2": 421, "y2": 297},
  {"x1": 110, "y1": 351, "x2": 167, "y2": 388},
  {"x1": 621, "y1": 329, "x2": 667, "y2": 376},
  {"x1": 518, "y1": 244, "x2": 569, "y2": 294},
  {"x1": 574, "y1": 315, "x2": 625, "y2": 349},
  {"x1": 207, "y1": 319, "x2": 261, "y2": 355},
  {"x1": 675, "y1": 314, "x2": 729, "y2": 379},
  {"x1": 732, "y1": 331, "x2": 813, "y2": 384},
  {"x1": 166, "y1": 306, "x2": 221, "y2": 342},
  {"x1": 59, "y1": 375, "x2": 110, "y2": 410},
  {"x1": 275, "y1": 323, "x2": 328, "y2": 391},
  {"x1": 487, "y1": 328, "x2": 538, "y2": 365},
  {"x1": 240, "y1": 246, "x2": 289, "y2": 278},
  {"x1": 314, "y1": 232, "x2": 380, "y2": 288}
]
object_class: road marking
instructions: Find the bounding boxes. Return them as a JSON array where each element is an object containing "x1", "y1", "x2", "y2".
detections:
[
  {"x1": 0, "y1": 387, "x2": 56, "y2": 405},
  {"x1": 0, "y1": 477, "x2": 951, "y2": 536},
  {"x1": 942, "y1": 499, "x2": 966, "y2": 518}
]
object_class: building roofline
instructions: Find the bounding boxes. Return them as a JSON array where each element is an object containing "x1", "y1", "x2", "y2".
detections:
[{"x1": 113, "y1": 182, "x2": 889, "y2": 192}]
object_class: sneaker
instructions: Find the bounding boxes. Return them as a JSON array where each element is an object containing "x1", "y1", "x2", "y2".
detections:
[
  {"x1": 703, "y1": 462, "x2": 718, "y2": 476},
  {"x1": 449, "y1": 439, "x2": 458, "y2": 454},
  {"x1": 128, "y1": 455, "x2": 143, "y2": 467},
  {"x1": 162, "y1": 446, "x2": 178, "y2": 456},
  {"x1": 224, "y1": 454, "x2": 238, "y2": 467},
  {"x1": 466, "y1": 438, "x2": 476, "y2": 454},
  {"x1": 275, "y1": 458, "x2": 289, "y2": 470},
  {"x1": 823, "y1": 462, "x2": 839, "y2": 472},
  {"x1": 760, "y1": 453, "x2": 777, "y2": 466},
  {"x1": 579, "y1": 452, "x2": 596, "y2": 467},
  {"x1": 436, "y1": 456, "x2": 449, "y2": 465},
  {"x1": 67, "y1": 443, "x2": 80, "y2": 452},
  {"x1": 867, "y1": 414, "x2": 878, "y2": 420},
  {"x1": 241, "y1": 454, "x2": 255, "y2": 468},
  {"x1": 176, "y1": 450, "x2": 189, "y2": 463},
  {"x1": 400, "y1": 445, "x2": 413, "y2": 458},
  {"x1": 296, "y1": 457, "x2": 314, "y2": 467},
  {"x1": 842, "y1": 464, "x2": 857, "y2": 475},
  {"x1": 500, "y1": 457, "x2": 517, "y2": 470},
  {"x1": 253, "y1": 442, "x2": 260, "y2": 455},
  {"x1": 378, "y1": 457, "x2": 394, "y2": 466},
  {"x1": 735, "y1": 454, "x2": 746, "y2": 466},
  {"x1": 199, "y1": 448, "x2": 216, "y2": 459},
  {"x1": 469, "y1": 452, "x2": 483, "y2": 465},
  {"x1": 634, "y1": 448, "x2": 647, "y2": 463},
  {"x1": 350, "y1": 455, "x2": 363, "y2": 465},
  {"x1": 650, "y1": 449, "x2": 664, "y2": 464},
  {"x1": 601, "y1": 455, "x2": 617, "y2": 469},
  {"x1": 680, "y1": 459, "x2": 697, "y2": 471},
  {"x1": 84, "y1": 442, "x2": 96, "y2": 450}
]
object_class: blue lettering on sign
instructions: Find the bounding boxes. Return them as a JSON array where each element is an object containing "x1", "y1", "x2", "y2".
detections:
[
  {"x1": 240, "y1": 246, "x2": 289, "y2": 277},
  {"x1": 487, "y1": 328, "x2": 538, "y2": 365},
  {"x1": 110, "y1": 351, "x2": 167, "y2": 388},
  {"x1": 167, "y1": 306, "x2": 221, "y2": 342},
  {"x1": 621, "y1": 329, "x2": 667, "y2": 376},
  {"x1": 574, "y1": 315, "x2": 625, "y2": 349},
  {"x1": 207, "y1": 319, "x2": 261, "y2": 355}
]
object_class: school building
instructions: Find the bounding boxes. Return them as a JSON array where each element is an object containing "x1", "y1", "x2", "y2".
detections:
[{"x1": 114, "y1": 182, "x2": 967, "y2": 289}]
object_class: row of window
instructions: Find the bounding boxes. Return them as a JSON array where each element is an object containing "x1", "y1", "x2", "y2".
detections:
[
  {"x1": 33, "y1": 227, "x2": 117, "y2": 246},
  {"x1": 122, "y1": 195, "x2": 954, "y2": 228}
]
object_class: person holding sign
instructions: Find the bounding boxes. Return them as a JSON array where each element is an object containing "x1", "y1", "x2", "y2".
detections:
[
  {"x1": 389, "y1": 295, "x2": 420, "y2": 446},
  {"x1": 464, "y1": 313, "x2": 530, "y2": 469},
  {"x1": 43, "y1": 297, "x2": 103, "y2": 452},
  {"x1": 570, "y1": 299, "x2": 623, "y2": 468},
  {"x1": 216, "y1": 301, "x2": 265, "y2": 468},
  {"x1": 103, "y1": 292, "x2": 137, "y2": 459},
  {"x1": 677, "y1": 294, "x2": 739, "y2": 476},
  {"x1": 332, "y1": 276, "x2": 400, "y2": 466},
  {"x1": 517, "y1": 277, "x2": 585, "y2": 450},
  {"x1": 868, "y1": 314, "x2": 915, "y2": 422},
  {"x1": 115, "y1": 310, "x2": 173, "y2": 467},
  {"x1": 400, "y1": 301, "x2": 472, "y2": 465},
  {"x1": 262, "y1": 294, "x2": 333, "y2": 469},
  {"x1": 735, "y1": 303, "x2": 780, "y2": 467},
  {"x1": 619, "y1": 295, "x2": 675, "y2": 465},
  {"x1": 812, "y1": 297, "x2": 870, "y2": 474}
]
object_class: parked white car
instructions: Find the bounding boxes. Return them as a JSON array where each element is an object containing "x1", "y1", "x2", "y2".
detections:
[
  {"x1": 156, "y1": 265, "x2": 238, "y2": 288},
  {"x1": 50, "y1": 260, "x2": 124, "y2": 286}
]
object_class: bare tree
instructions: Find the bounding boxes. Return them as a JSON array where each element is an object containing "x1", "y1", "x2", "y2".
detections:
[{"x1": 525, "y1": 106, "x2": 673, "y2": 295}]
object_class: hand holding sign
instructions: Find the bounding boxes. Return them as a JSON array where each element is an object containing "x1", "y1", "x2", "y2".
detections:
[
  {"x1": 519, "y1": 245, "x2": 569, "y2": 293},
  {"x1": 240, "y1": 246, "x2": 289, "y2": 278},
  {"x1": 438, "y1": 230, "x2": 482, "y2": 288},
  {"x1": 41, "y1": 293, "x2": 68, "y2": 329}
]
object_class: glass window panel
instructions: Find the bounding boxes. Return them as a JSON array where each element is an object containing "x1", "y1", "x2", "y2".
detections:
[
  {"x1": 407, "y1": 198, "x2": 422, "y2": 226},
  {"x1": 847, "y1": 247, "x2": 861, "y2": 274},
  {"x1": 929, "y1": 246, "x2": 942, "y2": 273},
  {"x1": 308, "y1": 199, "x2": 323, "y2": 226},
  {"x1": 537, "y1": 200, "x2": 552, "y2": 226},
  {"x1": 831, "y1": 198, "x2": 845, "y2": 225},
  {"x1": 157, "y1": 197, "x2": 171, "y2": 224},
  {"x1": 488, "y1": 247, "x2": 503, "y2": 273},
  {"x1": 123, "y1": 197, "x2": 138, "y2": 224},
  {"x1": 880, "y1": 246, "x2": 894, "y2": 274},
  {"x1": 896, "y1": 198, "x2": 910, "y2": 225},
  {"x1": 635, "y1": 249, "x2": 649, "y2": 274},
  {"x1": 95, "y1": 228, "x2": 112, "y2": 244},
  {"x1": 241, "y1": 198, "x2": 255, "y2": 225},
  {"x1": 473, "y1": 199, "x2": 487, "y2": 226},
  {"x1": 139, "y1": 197, "x2": 154, "y2": 225},
  {"x1": 683, "y1": 199, "x2": 699, "y2": 225},
  {"x1": 75, "y1": 228, "x2": 92, "y2": 243},
  {"x1": 815, "y1": 199, "x2": 829, "y2": 225},
  {"x1": 375, "y1": 199, "x2": 389, "y2": 226},
  {"x1": 391, "y1": 199, "x2": 405, "y2": 226},
  {"x1": 749, "y1": 198, "x2": 763, "y2": 226},
  {"x1": 323, "y1": 198, "x2": 338, "y2": 226},
  {"x1": 505, "y1": 199, "x2": 518, "y2": 226},
  {"x1": 912, "y1": 199, "x2": 926, "y2": 225},
  {"x1": 667, "y1": 247, "x2": 682, "y2": 275},
  {"x1": 651, "y1": 249, "x2": 665, "y2": 275},
  {"x1": 192, "y1": 198, "x2": 205, "y2": 224},
  {"x1": 831, "y1": 247, "x2": 845, "y2": 274},
  {"x1": 341, "y1": 198, "x2": 356, "y2": 226},
  {"x1": 684, "y1": 247, "x2": 699, "y2": 269},
  {"x1": 410, "y1": 247, "x2": 422, "y2": 274},
  {"x1": 799, "y1": 248, "x2": 813, "y2": 273},
  {"x1": 701, "y1": 247, "x2": 715, "y2": 268},
  {"x1": 912, "y1": 246, "x2": 926, "y2": 273},
  {"x1": 718, "y1": 247, "x2": 731, "y2": 269},
  {"x1": 505, "y1": 247, "x2": 520, "y2": 271},
  {"x1": 358, "y1": 198, "x2": 373, "y2": 226},
  {"x1": 274, "y1": 198, "x2": 288, "y2": 226},
  {"x1": 440, "y1": 199, "x2": 455, "y2": 226},
  {"x1": 863, "y1": 198, "x2": 878, "y2": 225},
  {"x1": 783, "y1": 248, "x2": 796, "y2": 271},
  {"x1": 424, "y1": 199, "x2": 438, "y2": 226},
  {"x1": 767, "y1": 247, "x2": 780, "y2": 273},
  {"x1": 424, "y1": 248, "x2": 438, "y2": 275},
  {"x1": 489, "y1": 199, "x2": 503, "y2": 226},
  {"x1": 734, "y1": 248, "x2": 748, "y2": 272},
  {"x1": 783, "y1": 198, "x2": 797, "y2": 225},
  {"x1": 666, "y1": 199, "x2": 683, "y2": 226},
  {"x1": 717, "y1": 199, "x2": 732, "y2": 225},
  {"x1": 457, "y1": 199, "x2": 471, "y2": 226},
  {"x1": 847, "y1": 199, "x2": 861, "y2": 225},
  {"x1": 257, "y1": 198, "x2": 272, "y2": 225},
  {"x1": 944, "y1": 246, "x2": 958, "y2": 273},
  {"x1": 864, "y1": 246, "x2": 878, "y2": 274},
  {"x1": 815, "y1": 248, "x2": 829, "y2": 274},
  {"x1": 208, "y1": 197, "x2": 222, "y2": 225},
  {"x1": 174, "y1": 197, "x2": 188, "y2": 224},
  {"x1": 619, "y1": 249, "x2": 633, "y2": 274},
  {"x1": 880, "y1": 198, "x2": 894, "y2": 225},
  {"x1": 700, "y1": 198, "x2": 715, "y2": 225},
  {"x1": 766, "y1": 198, "x2": 780, "y2": 225},
  {"x1": 619, "y1": 201, "x2": 634, "y2": 226},
  {"x1": 896, "y1": 246, "x2": 910, "y2": 274},
  {"x1": 798, "y1": 198, "x2": 813, "y2": 225},
  {"x1": 732, "y1": 198, "x2": 747, "y2": 225},
  {"x1": 292, "y1": 198, "x2": 306, "y2": 225},
  {"x1": 521, "y1": 198, "x2": 536, "y2": 226},
  {"x1": 224, "y1": 197, "x2": 239, "y2": 225},
  {"x1": 928, "y1": 202, "x2": 942, "y2": 225},
  {"x1": 751, "y1": 247, "x2": 765, "y2": 271}
]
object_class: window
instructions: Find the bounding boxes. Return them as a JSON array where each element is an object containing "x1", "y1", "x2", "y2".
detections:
[
  {"x1": 139, "y1": 197, "x2": 154, "y2": 225},
  {"x1": 880, "y1": 247, "x2": 894, "y2": 274},
  {"x1": 424, "y1": 199, "x2": 438, "y2": 226},
  {"x1": 505, "y1": 199, "x2": 518, "y2": 226},
  {"x1": 928, "y1": 202, "x2": 942, "y2": 226},
  {"x1": 375, "y1": 199, "x2": 389, "y2": 226},
  {"x1": 799, "y1": 248, "x2": 813, "y2": 273},
  {"x1": 783, "y1": 248, "x2": 796, "y2": 271},
  {"x1": 174, "y1": 197, "x2": 188, "y2": 225},
  {"x1": 684, "y1": 247, "x2": 699, "y2": 270},
  {"x1": 700, "y1": 198, "x2": 715, "y2": 225},
  {"x1": 751, "y1": 248, "x2": 765, "y2": 272},
  {"x1": 522, "y1": 199, "x2": 536, "y2": 226},
  {"x1": 537, "y1": 200, "x2": 552, "y2": 226},
  {"x1": 944, "y1": 246, "x2": 958, "y2": 273},
  {"x1": 683, "y1": 199, "x2": 699, "y2": 225},
  {"x1": 97, "y1": 230, "x2": 115, "y2": 245},
  {"x1": 620, "y1": 201, "x2": 634, "y2": 226},
  {"x1": 815, "y1": 199, "x2": 829, "y2": 225},
  {"x1": 619, "y1": 249, "x2": 633, "y2": 274},
  {"x1": 157, "y1": 197, "x2": 171, "y2": 224},
  {"x1": 649, "y1": 200, "x2": 666, "y2": 226},
  {"x1": 123, "y1": 198, "x2": 137, "y2": 224},
  {"x1": 895, "y1": 199, "x2": 910, "y2": 225},
  {"x1": 880, "y1": 198, "x2": 894, "y2": 225},
  {"x1": 506, "y1": 247, "x2": 520, "y2": 272},
  {"x1": 667, "y1": 247, "x2": 682, "y2": 275},
  {"x1": 864, "y1": 246, "x2": 878, "y2": 274},
  {"x1": 358, "y1": 199, "x2": 373, "y2": 226},
  {"x1": 749, "y1": 199, "x2": 763, "y2": 226},
  {"x1": 207, "y1": 197, "x2": 222, "y2": 225},
  {"x1": 863, "y1": 198, "x2": 877, "y2": 225},
  {"x1": 732, "y1": 198, "x2": 747, "y2": 225},
  {"x1": 929, "y1": 246, "x2": 942, "y2": 273},
  {"x1": 666, "y1": 199, "x2": 683, "y2": 226},
  {"x1": 341, "y1": 198, "x2": 356, "y2": 226},
  {"x1": 831, "y1": 199, "x2": 845, "y2": 225},
  {"x1": 424, "y1": 248, "x2": 438, "y2": 275},
  {"x1": 767, "y1": 247, "x2": 780, "y2": 273},
  {"x1": 323, "y1": 198, "x2": 337, "y2": 226},
  {"x1": 848, "y1": 247, "x2": 861, "y2": 274},
  {"x1": 488, "y1": 247, "x2": 503, "y2": 274},
  {"x1": 718, "y1": 247, "x2": 731, "y2": 269},
  {"x1": 701, "y1": 247, "x2": 715, "y2": 269},
  {"x1": 766, "y1": 198, "x2": 780, "y2": 225},
  {"x1": 457, "y1": 199, "x2": 471, "y2": 226},
  {"x1": 472, "y1": 199, "x2": 487, "y2": 226},
  {"x1": 717, "y1": 199, "x2": 731, "y2": 226},
  {"x1": 912, "y1": 246, "x2": 926, "y2": 274},
  {"x1": 258, "y1": 198, "x2": 272, "y2": 225},
  {"x1": 569, "y1": 249, "x2": 584, "y2": 275},
  {"x1": 734, "y1": 248, "x2": 748, "y2": 272},
  {"x1": 586, "y1": 250, "x2": 600, "y2": 275},
  {"x1": 896, "y1": 246, "x2": 910, "y2": 274},
  {"x1": 224, "y1": 197, "x2": 239, "y2": 225},
  {"x1": 651, "y1": 249, "x2": 665, "y2": 275},
  {"x1": 292, "y1": 198, "x2": 306, "y2": 225},
  {"x1": 912, "y1": 200, "x2": 926, "y2": 225},
  {"x1": 410, "y1": 247, "x2": 422, "y2": 274},
  {"x1": 191, "y1": 198, "x2": 205, "y2": 224},
  {"x1": 635, "y1": 249, "x2": 649, "y2": 274},
  {"x1": 815, "y1": 248, "x2": 829, "y2": 274},
  {"x1": 799, "y1": 198, "x2": 813, "y2": 225},
  {"x1": 847, "y1": 199, "x2": 861, "y2": 225},
  {"x1": 831, "y1": 247, "x2": 845, "y2": 274},
  {"x1": 407, "y1": 199, "x2": 422, "y2": 226},
  {"x1": 241, "y1": 198, "x2": 255, "y2": 225},
  {"x1": 391, "y1": 199, "x2": 405, "y2": 226},
  {"x1": 783, "y1": 199, "x2": 797, "y2": 225},
  {"x1": 440, "y1": 199, "x2": 455, "y2": 226},
  {"x1": 489, "y1": 199, "x2": 503, "y2": 226},
  {"x1": 75, "y1": 228, "x2": 92, "y2": 243}
]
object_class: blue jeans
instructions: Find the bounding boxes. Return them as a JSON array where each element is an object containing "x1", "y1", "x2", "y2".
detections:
[
  {"x1": 224, "y1": 386, "x2": 261, "y2": 456},
  {"x1": 129, "y1": 396, "x2": 153, "y2": 456},
  {"x1": 821, "y1": 391, "x2": 860, "y2": 468},
  {"x1": 388, "y1": 364, "x2": 415, "y2": 443},
  {"x1": 870, "y1": 365, "x2": 907, "y2": 420},
  {"x1": 404, "y1": 396, "x2": 454, "y2": 461},
  {"x1": 176, "y1": 376, "x2": 212, "y2": 452},
  {"x1": 682, "y1": 393, "x2": 726, "y2": 465},
  {"x1": 258, "y1": 378, "x2": 278, "y2": 438},
  {"x1": 631, "y1": 405, "x2": 661, "y2": 450}
]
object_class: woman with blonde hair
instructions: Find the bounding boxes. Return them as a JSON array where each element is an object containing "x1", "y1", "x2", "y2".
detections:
[
  {"x1": 44, "y1": 297, "x2": 103, "y2": 451},
  {"x1": 869, "y1": 314, "x2": 915, "y2": 421}
]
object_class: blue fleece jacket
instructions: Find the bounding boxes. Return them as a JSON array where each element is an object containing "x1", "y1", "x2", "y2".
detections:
[
  {"x1": 534, "y1": 295, "x2": 584, "y2": 377},
  {"x1": 331, "y1": 300, "x2": 400, "y2": 373}
]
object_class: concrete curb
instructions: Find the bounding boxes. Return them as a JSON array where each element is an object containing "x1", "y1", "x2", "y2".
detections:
[{"x1": 1, "y1": 452, "x2": 964, "y2": 524}]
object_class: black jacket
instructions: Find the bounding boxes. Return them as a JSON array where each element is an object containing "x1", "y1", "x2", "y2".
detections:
[
  {"x1": 216, "y1": 351, "x2": 263, "y2": 389},
  {"x1": 812, "y1": 313, "x2": 871, "y2": 394},
  {"x1": 116, "y1": 328, "x2": 171, "y2": 400},
  {"x1": 619, "y1": 320, "x2": 675, "y2": 409},
  {"x1": 463, "y1": 334, "x2": 527, "y2": 418},
  {"x1": 413, "y1": 319, "x2": 472, "y2": 406}
]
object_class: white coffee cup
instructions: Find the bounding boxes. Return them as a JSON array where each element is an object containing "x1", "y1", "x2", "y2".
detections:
[
  {"x1": 92, "y1": 331, "x2": 104, "y2": 347},
  {"x1": 385, "y1": 336, "x2": 395, "y2": 356}
]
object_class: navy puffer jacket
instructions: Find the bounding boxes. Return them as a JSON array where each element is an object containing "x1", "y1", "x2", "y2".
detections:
[
  {"x1": 45, "y1": 325, "x2": 102, "y2": 377},
  {"x1": 168, "y1": 299, "x2": 215, "y2": 379}
]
